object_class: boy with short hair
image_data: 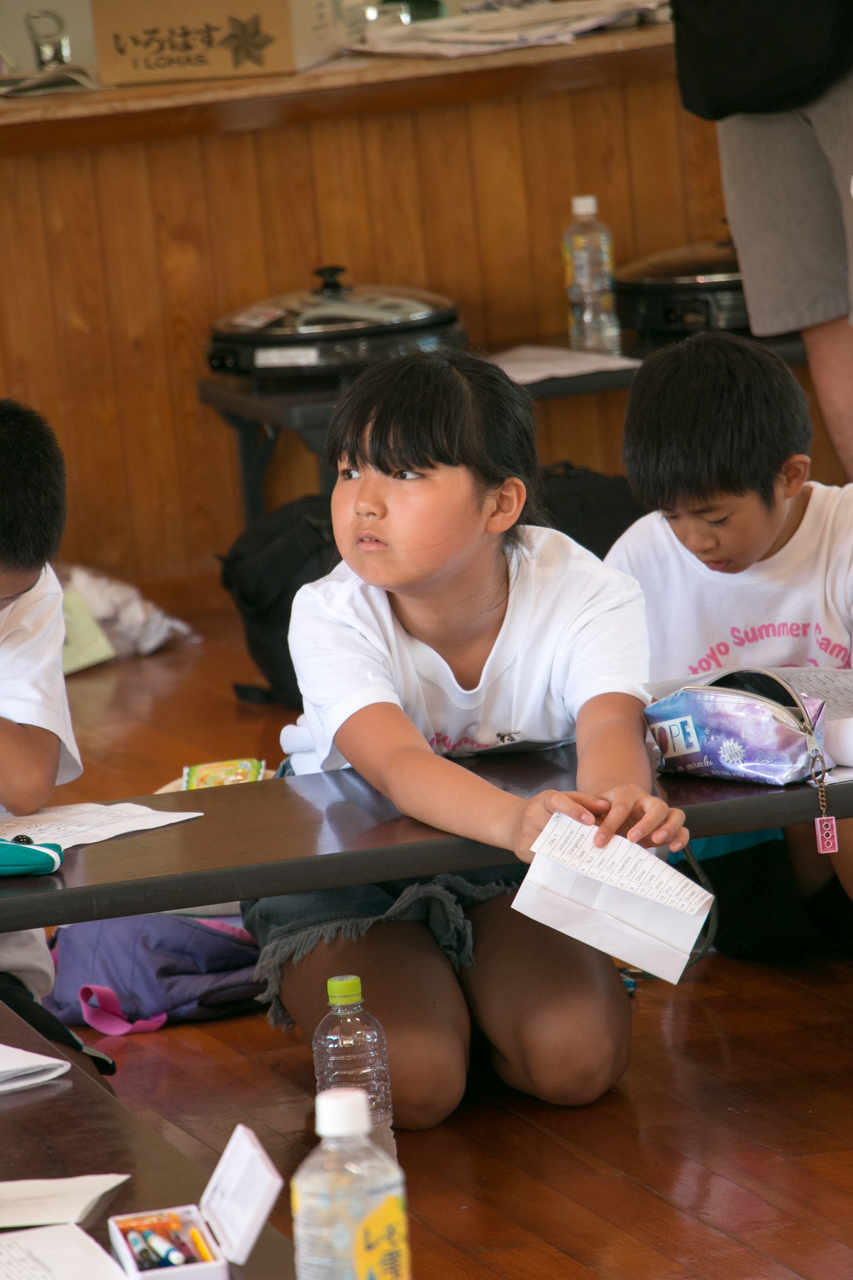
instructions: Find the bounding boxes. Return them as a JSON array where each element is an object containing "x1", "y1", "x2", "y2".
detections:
[
  {"x1": 0, "y1": 400, "x2": 83, "y2": 1018},
  {"x1": 606, "y1": 331, "x2": 853, "y2": 959}
]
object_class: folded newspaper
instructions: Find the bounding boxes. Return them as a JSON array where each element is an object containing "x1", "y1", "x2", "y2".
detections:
[
  {"x1": 352, "y1": 0, "x2": 669, "y2": 58},
  {"x1": 513, "y1": 812, "x2": 713, "y2": 982}
]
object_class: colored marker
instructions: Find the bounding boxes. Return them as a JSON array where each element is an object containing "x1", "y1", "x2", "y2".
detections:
[
  {"x1": 142, "y1": 1228, "x2": 186, "y2": 1265},
  {"x1": 124, "y1": 1229, "x2": 158, "y2": 1270},
  {"x1": 167, "y1": 1230, "x2": 197, "y2": 1263},
  {"x1": 189, "y1": 1227, "x2": 214, "y2": 1262}
]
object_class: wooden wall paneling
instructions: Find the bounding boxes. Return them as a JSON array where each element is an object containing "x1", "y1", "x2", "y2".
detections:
[
  {"x1": 414, "y1": 104, "x2": 487, "y2": 347},
  {"x1": 147, "y1": 135, "x2": 243, "y2": 576},
  {"x1": 254, "y1": 123, "x2": 321, "y2": 293},
  {"x1": 594, "y1": 387, "x2": 631, "y2": 474},
  {"x1": 624, "y1": 78, "x2": 687, "y2": 259},
  {"x1": 201, "y1": 132, "x2": 271, "y2": 313},
  {"x1": 309, "y1": 117, "x2": 376, "y2": 283},
  {"x1": 0, "y1": 155, "x2": 80, "y2": 551},
  {"x1": 94, "y1": 143, "x2": 189, "y2": 579},
  {"x1": 538, "y1": 396, "x2": 605, "y2": 471},
  {"x1": 38, "y1": 148, "x2": 134, "y2": 574},
  {"x1": 676, "y1": 110, "x2": 727, "y2": 246},
  {"x1": 466, "y1": 97, "x2": 537, "y2": 346},
  {"x1": 570, "y1": 86, "x2": 636, "y2": 268},
  {"x1": 792, "y1": 367, "x2": 846, "y2": 488},
  {"x1": 518, "y1": 92, "x2": 577, "y2": 339},
  {"x1": 361, "y1": 112, "x2": 429, "y2": 290}
]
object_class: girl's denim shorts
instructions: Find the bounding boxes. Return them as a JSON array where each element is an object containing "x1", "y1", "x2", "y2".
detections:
[{"x1": 241, "y1": 862, "x2": 525, "y2": 1028}]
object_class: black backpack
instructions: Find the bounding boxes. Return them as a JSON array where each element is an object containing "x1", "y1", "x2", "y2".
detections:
[
  {"x1": 221, "y1": 495, "x2": 339, "y2": 709},
  {"x1": 540, "y1": 462, "x2": 648, "y2": 562},
  {"x1": 672, "y1": 0, "x2": 853, "y2": 120},
  {"x1": 223, "y1": 465, "x2": 647, "y2": 708}
]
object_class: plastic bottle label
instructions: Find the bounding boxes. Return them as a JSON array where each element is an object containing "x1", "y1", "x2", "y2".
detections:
[{"x1": 353, "y1": 1193, "x2": 411, "y2": 1280}]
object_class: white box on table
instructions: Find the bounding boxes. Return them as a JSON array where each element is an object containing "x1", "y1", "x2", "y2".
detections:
[{"x1": 108, "y1": 1124, "x2": 283, "y2": 1276}]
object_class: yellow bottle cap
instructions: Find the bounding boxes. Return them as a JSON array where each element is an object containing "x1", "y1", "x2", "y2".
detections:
[{"x1": 327, "y1": 975, "x2": 362, "y2": 1005}]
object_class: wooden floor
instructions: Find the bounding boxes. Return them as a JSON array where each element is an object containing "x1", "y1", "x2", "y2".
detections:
[{"x1": 59, "y1": 615, "x2": 853, "y2": 1278}]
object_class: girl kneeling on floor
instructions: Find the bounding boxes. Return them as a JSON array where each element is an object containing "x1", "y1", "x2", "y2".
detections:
[{"x1": 243, "y1": 352, "x2": 687, "y2": 1128}]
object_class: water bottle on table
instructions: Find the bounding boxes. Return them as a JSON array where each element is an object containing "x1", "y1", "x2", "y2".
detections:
[
  {"x1": 312, "y1": 975, "x2": 396, "y2": 1159},
  {"x1": 563, "y1": 194, "x2": 621, "y2": 355},
  {"x1": 291, "y1": 1087, "x2": 410, "y2": 1280}
]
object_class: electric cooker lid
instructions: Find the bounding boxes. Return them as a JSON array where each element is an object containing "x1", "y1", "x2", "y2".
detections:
[
  {"x1": 615, "y1": 241, "x2": 741, "y2": 287},
  {"x1": 215, "y1": 266, "x2": 458, "y2": 341}
]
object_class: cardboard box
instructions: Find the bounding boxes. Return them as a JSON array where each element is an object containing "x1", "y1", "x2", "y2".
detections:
[{"x1": 90, "y1": 0, "x2": 348, "y2": 82}]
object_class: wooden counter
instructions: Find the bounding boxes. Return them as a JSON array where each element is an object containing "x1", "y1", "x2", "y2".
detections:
[
  {"x1": 0, "y1": 25, "x2": 841, "y2": 613},
  {"x1": 0, "y1": 26, "x2": 674, "y2": 153}
]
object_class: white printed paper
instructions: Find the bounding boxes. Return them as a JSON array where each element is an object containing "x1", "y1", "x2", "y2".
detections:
[
  {"x1": 512, "y1": 814, "x2": 713, "y2": 983},
  {"x1": 491, "y1": 345, "x2": 641, "y2": 385},
  {"x1": 0, "y1": 1043, "x2": 70, "y2": 1096},
  {"x1": 0, "y1": 1174, "x2": 129, "y2": 1228},
  {"x1": 0, "y1": 1224, "x2": 125, "y2": 1279},
  {"x1": 0, "y1": 803, "x2": 202, "y2": 852}
]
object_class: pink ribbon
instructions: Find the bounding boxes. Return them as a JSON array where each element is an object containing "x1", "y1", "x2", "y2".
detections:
[{"x1": 78, "y1": 984, "x2": 167, "y2": 1036}]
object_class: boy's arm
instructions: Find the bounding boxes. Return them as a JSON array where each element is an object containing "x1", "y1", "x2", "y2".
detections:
[
  {"x1": 0, "y1": 720, "x2": 60, "y2": 815},
  {"x1": 333, "y1": 699, "x2": 686, "y2": 862}
]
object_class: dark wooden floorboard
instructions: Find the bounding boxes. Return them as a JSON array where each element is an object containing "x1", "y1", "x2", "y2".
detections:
[{"x1": 52, "y1": 614, "x2": 853, "y2": 1278}]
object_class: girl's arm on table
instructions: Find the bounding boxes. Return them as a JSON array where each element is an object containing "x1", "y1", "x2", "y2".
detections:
[{"x1": 333, "y1": 698, "x2": 686, "y2": 864}]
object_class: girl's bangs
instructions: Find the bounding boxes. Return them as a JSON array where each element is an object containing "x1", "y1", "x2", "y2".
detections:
[{"x1": 329, "y1": 374, "x2": 469, "y2": 474}]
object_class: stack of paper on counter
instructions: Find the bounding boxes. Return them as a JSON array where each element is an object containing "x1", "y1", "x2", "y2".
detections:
[
  {"x1": 513, "y1": 813, "x2": 713, "y2": 982},
  {"x1": 0, "y1": 1043, "x2": 70, "y2": 1095}
]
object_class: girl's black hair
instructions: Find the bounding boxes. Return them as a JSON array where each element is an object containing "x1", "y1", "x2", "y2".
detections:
[
  {"x1": 622, "y1": 331, "x2": 812, "y2": 510},
  {"x1": 0, "y1": 399, "x2": 66, "y2": 571},
  {"x1": 325, "y1": 350, "x2": 546, "y2": 547}
]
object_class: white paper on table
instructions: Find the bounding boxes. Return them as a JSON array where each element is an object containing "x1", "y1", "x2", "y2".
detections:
[
  {"x1": 490, "y1": 345, "x2": 641, "y2": 385},
  {"x1": 0, "y1": 1223, "x2": 126, "y2": 1278},
  {"x1": 0, "y1": 1043, "x2": 70, "y2": 1095},
  {"x1": 0, "y1": 802, "x2": 203, "y2": 851},
  {"x1": 512, "y1": 813, "x2": 713, "y2": 983},
  {"x1": 0, "y1": 1174, "x2": 129, "y2": 1229},
  {"x1": 351, "y1": 0, "x2": 669, "y2": 57}
]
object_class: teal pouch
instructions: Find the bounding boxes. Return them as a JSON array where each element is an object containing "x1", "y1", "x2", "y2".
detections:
[{"x1": 0, "y1": 840, "x2": 63, "y2": 876}]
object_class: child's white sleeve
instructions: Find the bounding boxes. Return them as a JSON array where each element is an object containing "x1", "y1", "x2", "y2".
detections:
[
  {"x1": 560, "y1": 576, "x2": 651, "y2": 721},
  {"x1": 289, "y1": 587, "x2": 403, "y2": 771},
  {"x1": 0, "y1": 568, "x2": 81, "y2": 784}
]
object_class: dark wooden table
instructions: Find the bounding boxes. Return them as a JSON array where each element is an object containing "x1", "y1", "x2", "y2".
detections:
[
  {"x1": 0, "y1": 1003, "x2": 293, "y2": 1277},
  {"x1": 1, "y1": 747, "x2": 850, "y2": 933},
  {"x1": 200, "y1": 333, "x2": 807, "y2": 525}
]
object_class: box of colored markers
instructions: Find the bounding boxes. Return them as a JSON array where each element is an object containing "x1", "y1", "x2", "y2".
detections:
[{"x1": 109, "y1": 1124, "x2": 283, "y2": 1275}]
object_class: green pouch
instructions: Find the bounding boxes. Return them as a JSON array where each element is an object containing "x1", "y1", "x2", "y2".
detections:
[{"x1": 0, "y1": 840, "x2": 63, "y2": 877}]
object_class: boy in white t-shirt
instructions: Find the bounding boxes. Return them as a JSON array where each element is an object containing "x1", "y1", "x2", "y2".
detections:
[
  {"x1": 0, "y1": 402, "x2": 99, "y2": 1066},
  {"x1": 606, "y1": 332, "x2": 853, "y2": 959}
]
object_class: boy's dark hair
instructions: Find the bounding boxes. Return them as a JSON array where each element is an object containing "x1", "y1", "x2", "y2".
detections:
[
  {"x1": 326, "y1": 350, "x2": 546, "y2": 547},
  {"x1": 622, "y1": 332, "x2": 812, "y2": 510},
  {"x1": 0, "y1": 400, "x2": 67, "y2": 570}
]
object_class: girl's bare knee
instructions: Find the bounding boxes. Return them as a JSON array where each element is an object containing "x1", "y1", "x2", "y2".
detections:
[
  {"x1": 388, "y1": 1027, "x2": 468, "y2": 1130},
  {"x1": 503, "y1": 996, "x2": 631, "y2": 1107}
]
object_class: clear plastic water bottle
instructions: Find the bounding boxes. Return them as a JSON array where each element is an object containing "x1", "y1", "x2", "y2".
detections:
[
  {"x1": 312, "y1": 975, "x2": 395, "y2": 1159},
  {"x1": 291, "y1": 1088, "x2": 410, "y2": 1280},
  {"x1": 563, "y1": 194, "x2": 622, "y2": 354}
]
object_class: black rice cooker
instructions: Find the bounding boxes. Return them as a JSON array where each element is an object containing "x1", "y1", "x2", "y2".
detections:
[
  {"x1": 614, "y1": 241, "x2": 749, "y2": 340},
  {"x1": 208, "y1": 265, "x2": 467, "y2": 390}
]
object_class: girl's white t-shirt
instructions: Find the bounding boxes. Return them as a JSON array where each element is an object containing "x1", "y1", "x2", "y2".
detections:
[
  {"x1": 287, "y1": 526, "x2": 651, "y2": 773},
  {"x1": 605, "y1": 482, "x2": 853, "y2": 683},
  {"x1": 0, "y1": 565, "x2": 83, "y2": 999}
]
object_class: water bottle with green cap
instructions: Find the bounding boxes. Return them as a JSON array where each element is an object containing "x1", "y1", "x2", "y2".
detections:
[{"x1": 312, "y1": 975, "x2": 396, "y2": 1159}]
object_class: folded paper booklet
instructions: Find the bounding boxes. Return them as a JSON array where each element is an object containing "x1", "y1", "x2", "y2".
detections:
[
  {"x1": 0, "y1": 1043, "x2": 70, "y2": 1096},
  {"x1": 512, "y1": 813, "x2": 713, "y2": 983}
]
